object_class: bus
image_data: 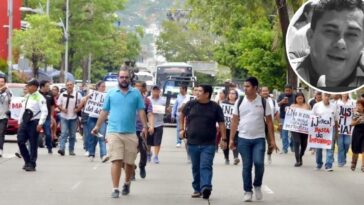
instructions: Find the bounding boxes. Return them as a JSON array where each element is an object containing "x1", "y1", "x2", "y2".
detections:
[{"x1": 154, "y1": 62, "x2": 195, "y2": 89}]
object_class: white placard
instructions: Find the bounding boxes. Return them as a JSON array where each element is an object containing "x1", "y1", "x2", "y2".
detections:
[
  {"x1": 84, "y1": 91, "x2": 106, "y2": 117},
  {"x1": 283, "y1": 107, "x2": 312, "y2": 134},
  {"x1": 153, "y1": 105, "x2": 166, "y2": 114},
  {"x1": 220, "y1": 103, "x2": 234, "y2": 130},
  {"x1": 337, "y1": 104, "x2": 355, "y2": 135},
  {"x1": 308, "y1": 114, "x2": 334, "y2": 149}
]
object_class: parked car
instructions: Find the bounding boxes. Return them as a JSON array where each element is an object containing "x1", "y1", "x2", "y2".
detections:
[{"x1": 5, "y1": 83, "x2": 26, "y2": 135}]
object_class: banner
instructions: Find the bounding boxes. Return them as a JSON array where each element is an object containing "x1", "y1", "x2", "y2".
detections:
[
  {"x1": 220, "y1": 103, "x2": 234, "y2": 129},
  {"x1": 283, "y1": 107, "x2": 312, "y2": 134},
  {"x1": 337, "y1": 104, "x2": 355, "y2": 135},
  {"x1": 10, "y1": 97, "x2": 25, "y2": 120},
  {"x1": 84, "y1": 91, "x2": 106, "y2": 117},
  {"x1": 308, "y1": 115, "x2": 333, "y2": 149},
  {"x1": 153, "y1": 105, "x2": 166, "y2": 114}
]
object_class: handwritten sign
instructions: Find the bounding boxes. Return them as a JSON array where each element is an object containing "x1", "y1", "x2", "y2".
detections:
[
  {"x1": 10, "y1": 97, "x2": 25, "y2": 120},
  {"x1": 283, "y1": 107, "x2": 312, "y2": 134},
  {"x1": 337, "y1": 104, "x2": 354, "y2": 135},
  {"x1": 220, "y1": 103, "x2": 234, "y2": 129},
  {"x1": 308, "y1": 115, "x2": 333, "y2": 149},
  {"x1": 84, "y1": 91, "x2": 106, "y2": 117},
  {"x1": 153, "y1": 105, "x2": 166, "y2": 114}
]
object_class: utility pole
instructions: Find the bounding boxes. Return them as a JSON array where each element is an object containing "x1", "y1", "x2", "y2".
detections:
[
  {"x1": 7, "y1": 0, "x2": 13, "y2": 83},
  {"x1": 64, "y1": 0, "x2": 69, "y2": 83}
]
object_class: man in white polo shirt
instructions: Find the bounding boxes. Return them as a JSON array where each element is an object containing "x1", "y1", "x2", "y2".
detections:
[{"x1": 229, "y1": 77, "x2": 278, "y2": 202}]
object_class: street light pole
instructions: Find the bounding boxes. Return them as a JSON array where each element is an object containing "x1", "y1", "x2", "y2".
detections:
[
  {"x1": 64, "y1": 0, "x2": 69, "y2": 83},
  {"x1": 7, "y1": 0, "x2": 13, "y2": 83}
]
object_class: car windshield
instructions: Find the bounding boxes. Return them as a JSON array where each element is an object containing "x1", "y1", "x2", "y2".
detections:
[{"x1": 9, "y1": 87, "x2": 24, "y2": 97}]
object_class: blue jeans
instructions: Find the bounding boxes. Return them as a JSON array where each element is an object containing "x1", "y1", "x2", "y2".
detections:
[
  {"x1": 87, "y1": 117, "x2": 107, "y2": 158},
  {"x1": 316, "y1": 145, "x2": 334, "y2": 169},
  {"x1": 188, "y1": 145, "x2": 215, "y2": 192},
  {"x1": 238, "y1": 138, "x2": 266, "y2": 192},
  {"x1": 176, "y1": 117, "x2": 182, "y2": 144},
  {"x1": 280, "y1": 118, "x2": 291, "y2": 153},
  {"x1": 43, "y1": 118, "x2": 52, "y2": 151},
  {"x1": 337, "y1": 134, "x2": 351, "y2": 166},
  {"x1": 82, "y1": 120, "x2": 89, "y2": 151},
  {"x1": 59, "y1": 118, "x2": 78, "y2": 152}
]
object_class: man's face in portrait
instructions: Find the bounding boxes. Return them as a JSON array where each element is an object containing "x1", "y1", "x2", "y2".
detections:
[{"x1": 307, "y1": 9, "x2": 364, "y2": 86}]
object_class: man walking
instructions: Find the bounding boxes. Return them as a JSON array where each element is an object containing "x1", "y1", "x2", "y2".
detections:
[
  {"x1": 92, "y1": 69, "x2": 148, "y2": 198},
  {"x1": 57, "y1": 80, "x2": 82, "y2": 156},
  {"x1": 17, "y1": 79, "x2": 48, "y2": 171},
  {"x1": 229, "y1": 77, "x2": 278, "y2": 202},
  {"x1": 179, "y1": 84, "x2": 226, "y2": 200},
  {"x1": 0, "y1": 74, "x2": 12, "y2": 157},
  {"x1": 39, "y1": 80, "x2": 55, "y2": 154}
]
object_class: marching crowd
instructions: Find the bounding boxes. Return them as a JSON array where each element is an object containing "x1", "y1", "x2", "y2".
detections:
[{"x1": 0, "y1": 70, "x2": 364, "y2": 202}]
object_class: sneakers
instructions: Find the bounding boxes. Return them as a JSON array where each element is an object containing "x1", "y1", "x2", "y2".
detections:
[
  {"x1": 191, "y1": 191, "x2": 201, "y2": 198},
  {"x1": 153, "y1": 156, "x2": 160, "y2": 164},
  {"x1": 88, "y1": 156, "x2": 94, "y2": 162},
  {"x1": 111, "y1": 189, "x2": 120, "y2": 198},
  {"x1": 202, "y1": 188, "x2": 211, "y2": 199},
  {"x1": 140, "y1": 167, "x2": 146, "y2": 179},
  {"x1": 58, "y1": 150, "x2": 65, "y2": 156},
  {"x1": 254, "y1": 187, "x2": 263, "y2": 200},
  {"x1": 176, "y1": 143, "x2": 181, "y2": 148},
  {"x1": 225, "y1": 159, "x2": 230, "y2": 165},
  {"x1": 102, "y1": 155, "x2": 110, "y2": 163},
  {"x1": 147, "y1": 153, "x2": 152, "y2": 163},
  {"x1": 24, "y1": 164, "x2": 36, "y2": 172},
  {"x1": 326, "y1": 167, "x2": 334, "y2": 172},
  {"x1": 243, "y1": 192, "x2": 253, "y2": 202},
  {"x1": 48, "y1": 149, "x2": 53, "y2": 154},
  {"x1": 69, "y1": 151, "x2": 76, "y2": 156},
  {"x1": 84, "y1": 151, "x2": 89, "y2": 157},
  {"x1": 122, "y1": 183, "x2": 130, "y2": 195},
  {"x1": 234, "y1": 158, "x2": 240, "y2": 165}
]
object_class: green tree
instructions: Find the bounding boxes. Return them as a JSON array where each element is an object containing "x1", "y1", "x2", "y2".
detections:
[{"x1": 13, "y1": 14, "x2": 63, "y2": 79}]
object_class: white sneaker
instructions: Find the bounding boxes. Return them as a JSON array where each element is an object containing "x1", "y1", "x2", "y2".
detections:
[
  {"x1": 254, "y1": 187, "x2": 263, "y2": 200},
  {"x1": 89, "y1": 156, "x2": 94, "y2": 162},
  {"x1": 243, "y1": 192, "x2": 253, "y2": 202},
  {"x1": 102, "y1": 155, "x2": 110, "y2": 163},
  {"x1": 176, "y1": 143, "x2": 181, "y2": 148},
  {"x1": 84, "y1": 151, "x2": 89, "y2": 156}
]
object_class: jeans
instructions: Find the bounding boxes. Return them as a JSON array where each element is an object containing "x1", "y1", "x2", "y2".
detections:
[
  {"x1": 316, "y1": 144, "x2": 334, "y2": 169},
  {"x1": 17, "y1": 120, "x2": 39, "y2": 167},
  {"x1": 137, "y1": 131, "x2": 147, "y2": 169},
  {"x1": 0, "y1": 119, "x2": 8, "y2": 150},
  {"x1": 188, "y1": 145, "x2": 215, "y2": 192},
  {"x1": 59, "y1": 118, "x2": 77, "y2": 152},
  {"x1": 43, "y1": 118, "x2": 52, "y2": 151},
  {"x1": 238, "y1": 138, "x2": 266, "y2": 192},
  {"x1": 280, "y1": 118, "x2": 291, "y2": 153},
  {"x1": 87, "y1": 117, "x2": 107, "y2": 158},
  {"x1": 337, "y1": 134, "x2": 351, "y2": 166},
  {"x1": 176, "y1": 117, "x2": 182, "y2": 144},
  {"x1": 82, "y1": 120, "x2": 89, "y2": 151}
]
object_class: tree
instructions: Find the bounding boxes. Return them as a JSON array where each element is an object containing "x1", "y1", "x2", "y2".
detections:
[{"x1": 13, "y1": 14, "x2": 63, "y2": 79}]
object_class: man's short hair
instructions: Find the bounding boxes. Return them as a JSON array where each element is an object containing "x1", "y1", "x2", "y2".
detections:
[
  {"x1": 245, "y1": 77, "x2": 259, "y2": 88},
  {"x1": 199, "y1": 84, "x2": 213, "y2": 99},
  {"x1": 315, "y1": 91, "x2": 322, "y2": 95},
  {"x1": 311, "y1": 0, "x2": 364, "y2": 31},
  {"x1": 40, "y1": 80, "x2": 50, "y2": 88},
  {"x1": 180, "y1": 85, "x2": 188, "y2": 91},
  {"x1": 284, "y1": 84, "x2": 293, "y2": 89}
]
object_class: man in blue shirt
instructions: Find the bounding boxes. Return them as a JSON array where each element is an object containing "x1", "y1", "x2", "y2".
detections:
[
  {"x1": 92, "y1": 69, "x2": 148, "y2": 198},
  {"x1": 172, "y1": 85, "x2": 189, "y2": 147}
]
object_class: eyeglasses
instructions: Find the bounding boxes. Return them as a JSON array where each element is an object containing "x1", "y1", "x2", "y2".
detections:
[{"x1": 119, "y1": 76, "x2": 129, "y2": 79}]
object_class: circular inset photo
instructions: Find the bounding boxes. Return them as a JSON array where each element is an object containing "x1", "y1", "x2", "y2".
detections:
[{"x1": 286, "y1": 0, "x2": 364, "y2": 93}]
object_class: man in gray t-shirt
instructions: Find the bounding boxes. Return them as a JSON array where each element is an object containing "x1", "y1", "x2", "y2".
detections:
[
  {"x1": 0, "y1": 75, "x2": 12, "y2": 157},
  {"x1": 147, "y1": 85, "x2": 166, "y2": 163}
]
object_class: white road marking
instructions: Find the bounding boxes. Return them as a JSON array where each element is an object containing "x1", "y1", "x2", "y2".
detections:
[
  {"x1": 262, "y1": 185, "x2": 274, "y2": 194},
  {"x1": 71, "y1": 181, "x2": 82, "y2": 190}
]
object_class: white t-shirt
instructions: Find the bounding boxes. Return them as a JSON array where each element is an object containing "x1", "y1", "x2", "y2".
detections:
[
  {"x1": 266, "y1": 97, "x2": 279, "y2": 121},
  {"x1": 57, "y1": 90, "x2": 82, "y2": 120},
  {"x1": 312, "y1": 101, "x2": 339, "y2": 124},
  {"x1": 233, "y1": 95, "x2": 272, "y2": 139}
]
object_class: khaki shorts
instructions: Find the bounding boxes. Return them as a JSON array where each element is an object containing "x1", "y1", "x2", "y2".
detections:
[{"x1": 107, "y1": 133, "x2": 139, "y2": 164}]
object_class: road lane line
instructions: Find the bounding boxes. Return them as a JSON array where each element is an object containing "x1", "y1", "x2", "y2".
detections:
[
  {"x1": 71, "y1": 181, "x2": 82, "y2": 190},
  {"x1": 262, "y1": 185, "x2": 274, "y2": 194}
]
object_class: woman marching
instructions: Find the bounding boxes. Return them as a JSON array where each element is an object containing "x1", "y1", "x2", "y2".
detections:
[{"x1": 351, "y1": 99, "x2": 364, "y2": 172}]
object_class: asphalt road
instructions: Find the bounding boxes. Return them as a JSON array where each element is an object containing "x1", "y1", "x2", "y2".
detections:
[{"x1": 0, "y1": 128, "x2": 363, "y2": 205}]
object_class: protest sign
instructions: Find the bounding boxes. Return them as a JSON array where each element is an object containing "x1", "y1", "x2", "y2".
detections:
[
  {"x1": 308, "y1": 114, "x2": 333, "y2": 149},
  {"x1": 283, "y1": 107, "x2": 311, "y2": 134},
  {"x1": 220, "y1": 103, "x2": 234, "y2": 129},
  {"x1": 84, "y1": 91, "x2": 106, "y2": 117},
  {"x1": 337, "y1": 104, "x2": 355, "y2": 135}
]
